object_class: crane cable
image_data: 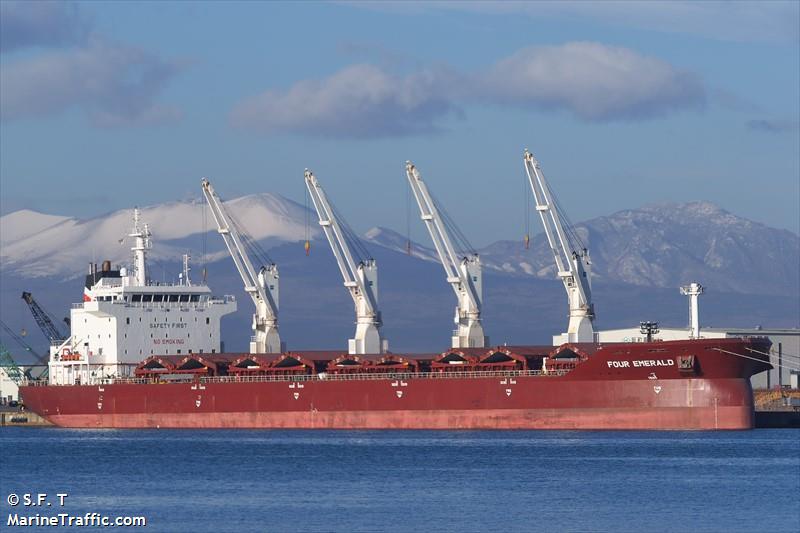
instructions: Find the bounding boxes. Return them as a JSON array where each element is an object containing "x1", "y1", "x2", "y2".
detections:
[
  {"x1": 201, "y1": 199, "x2": 208, "y2": 282},
  {"x1": 524, "y1": 169, "x2": 531, "y2": 249},
  {"x1": 405, "y1": 182, "x2": 412, "y2": 255},
  {"x1": 304, "y1": 185, "x2": 311, "y2": 256}
]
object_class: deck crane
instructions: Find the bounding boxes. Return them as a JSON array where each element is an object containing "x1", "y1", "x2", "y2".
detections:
[
  {"x1": 21, "y1": 292, "x2": 68, "y2": 344},
  {"x1": 405, "y1": 162, "x2": 488, "y2": 349},
  {"x1": 523, "y1": 150, "x2": 595, "y2": 343},
  {"x1": 201, "y1": 178, "x2": 282, "y2": 354},
  {"x1": 304, "y1": 169, "x2": 387, "y2": 355}
]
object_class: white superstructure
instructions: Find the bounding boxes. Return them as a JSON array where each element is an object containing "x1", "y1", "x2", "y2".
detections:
[{"x1": 48, "y1": 209, "x2": 236, "y2": 385}]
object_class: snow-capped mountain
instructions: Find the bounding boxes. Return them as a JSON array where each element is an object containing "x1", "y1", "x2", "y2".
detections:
[
  {"x1": 0, "y1": 193, "x2": 314, "y2": 279},
  {"x1": 475, "y1": 202, "x2": 799, "y2": 296},
  {"x1": 2, "y1": 198, "x2": 797, "y2": 295},
  {"x1": 363, "y1": 227, "x2": 439, "y2": 263}
]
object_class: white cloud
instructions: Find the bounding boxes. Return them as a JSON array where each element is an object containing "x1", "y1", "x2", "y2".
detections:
[
  {"x1": 229, "y1": 63, "x2": 460, "y2": 138},
  {"x1": 480, "y1": 42, "x2": 705, "y2": 121},
  {"x1": 230, "y1": 42, "x2": 705, "y2": 136},
  {"x1": 0, "y1": 39, "x2": 182, "y2": 126}
]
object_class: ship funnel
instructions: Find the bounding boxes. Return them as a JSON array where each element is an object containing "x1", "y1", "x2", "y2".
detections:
[{"x1": 102, "y1": 260, "x2": 111, "y2": 272}]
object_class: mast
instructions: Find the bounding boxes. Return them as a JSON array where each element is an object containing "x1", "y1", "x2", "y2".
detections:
[
  {"x1": 201, "y1": 178, "x2": 281, "y2": 354},
  {"x1": 304, "y1": 169, "x2": 386, "y2": 354},
  {"x1": 405, "y1": 161, "x2": 488, "y2": 348},
  {"x1": 523, "y1": 150, "x2": 595, "y2": 343},
  {"x1": 129, "y1": 208, "x2": 151, "y2": 286},
  {"x1": 680, "y1": 282, "x2": 704, "y2": 339}
]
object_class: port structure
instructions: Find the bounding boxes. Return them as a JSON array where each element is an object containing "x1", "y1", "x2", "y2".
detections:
[
  {"x1": 20, "y1": 291, "x2": 68, "y2": 344},
  {"x1": 201, "y1": 178, "x2": 282, "y2": 354},
  {"x1": 304, "y1": 169, "x2": 387, "y2": 355},
  {"x1": 0, "y1": 343, "x2": 25, "y2": 386},
  {"x1": 405, "y1": 162, "x2": 488, "y2": 349},
  {"x1": 523, "y1": 150, "x2": 595, "y2": 343}
]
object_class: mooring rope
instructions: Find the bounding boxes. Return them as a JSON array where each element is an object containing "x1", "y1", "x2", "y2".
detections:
[
  {"x1": 714, "y1": 347, "x2": 800, "y2": 372},
  {"x1": 746, "y1": 347, "x2": 800, "y2": 364}
]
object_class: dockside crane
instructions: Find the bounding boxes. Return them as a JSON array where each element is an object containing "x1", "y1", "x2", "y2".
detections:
[
  {"x1": 0, "y1": 320, "x2": 49, "y2": 380},
  {"x1": 523, "y1": 150, "x2": 595, "y2": 343},
  {"x1": 21, "y1": 292, "x2": 68, "y2": 344},
  {"x1": 201, "y1": 178, "x2": 282, "y2": 354},
  {"x1": 0, "y1": 343, "x2": 26, "y2": 386},
  {"x1": 304, "y1": 169, "x2": 387, "y2": 355},
  {"x1": 405, "y1": 162, "x2": 488, "y2": 348}
]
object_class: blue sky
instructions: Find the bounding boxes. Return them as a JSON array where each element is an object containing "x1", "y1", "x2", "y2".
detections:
[{"x1": 1, "y1": 1, "x2": 798, "y2": 246}]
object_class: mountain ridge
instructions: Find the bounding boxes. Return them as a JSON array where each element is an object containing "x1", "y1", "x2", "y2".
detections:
[{"x1": 1, "y1": 197, "x2": 797, "y2": 296}]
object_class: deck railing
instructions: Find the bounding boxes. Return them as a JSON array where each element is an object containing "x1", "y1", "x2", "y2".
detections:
[{"x1": 25, "y1": 369, "x2": 568, "y2": 387}]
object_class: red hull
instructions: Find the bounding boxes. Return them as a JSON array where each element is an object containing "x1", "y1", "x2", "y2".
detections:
[{"x1": 21, "y1": 338, "x2": 771, "y2": 430}]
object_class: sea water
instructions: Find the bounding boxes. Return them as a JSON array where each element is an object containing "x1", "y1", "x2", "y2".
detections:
[{"x1": 1, "y1": 428, "x2": 798, "y2": 532}]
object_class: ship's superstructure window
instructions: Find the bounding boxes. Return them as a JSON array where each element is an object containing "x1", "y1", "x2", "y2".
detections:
[
  {"x1": 169, "y1": 295, "x2": 179, "y2": 302},
  {"x1": 132, "y1": 294, "x2": 142, "y2": 302},
  {"x1": 142, "y1": 294, "x2": 152, "y2": 302}
]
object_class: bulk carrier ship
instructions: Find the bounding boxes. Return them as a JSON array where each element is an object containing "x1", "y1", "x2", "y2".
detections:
[{"x1": 19, "y1": 153, "x2": 772, "y2": 430}]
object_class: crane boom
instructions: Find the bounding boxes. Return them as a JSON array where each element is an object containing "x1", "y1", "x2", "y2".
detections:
[
  {"x1": 21, "y1": 292, "x2": 67, "y2": 344},
  {"x1": 0, "y1": 320, "x2": 49, "y2": 380},
  {"x1": 0, "y1": 343, "x2": 26, "y2": 386},
  {"x1": 201, "y1": 178, "x2": 281, "y2": 354},
  {"x1": 304, "y1": 169, "x2": 386, "y2": 354},
  {"x1": 405, "y1": 162, "x2": 488, "y2": 348},
  {"x1": 523, "y1": 150, "x2": 595, "y2": 343}
]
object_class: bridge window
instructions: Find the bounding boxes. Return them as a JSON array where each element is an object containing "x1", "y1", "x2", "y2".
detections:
[
  {"x1": 169, "y1": 295, "x2": 179, "y2": 302},
  {"x1": 142, "y1": 294, "x2": 152, "y2": 302},
  {"x1": 180, "y1": 295, "x2": 190, "y2": 302},
  {"x1": 190, "y1": 295, "x2": 199, "y2": 302},
  {"x1": 131, "y1": 294, "x2": 142, "y2": 302}
]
